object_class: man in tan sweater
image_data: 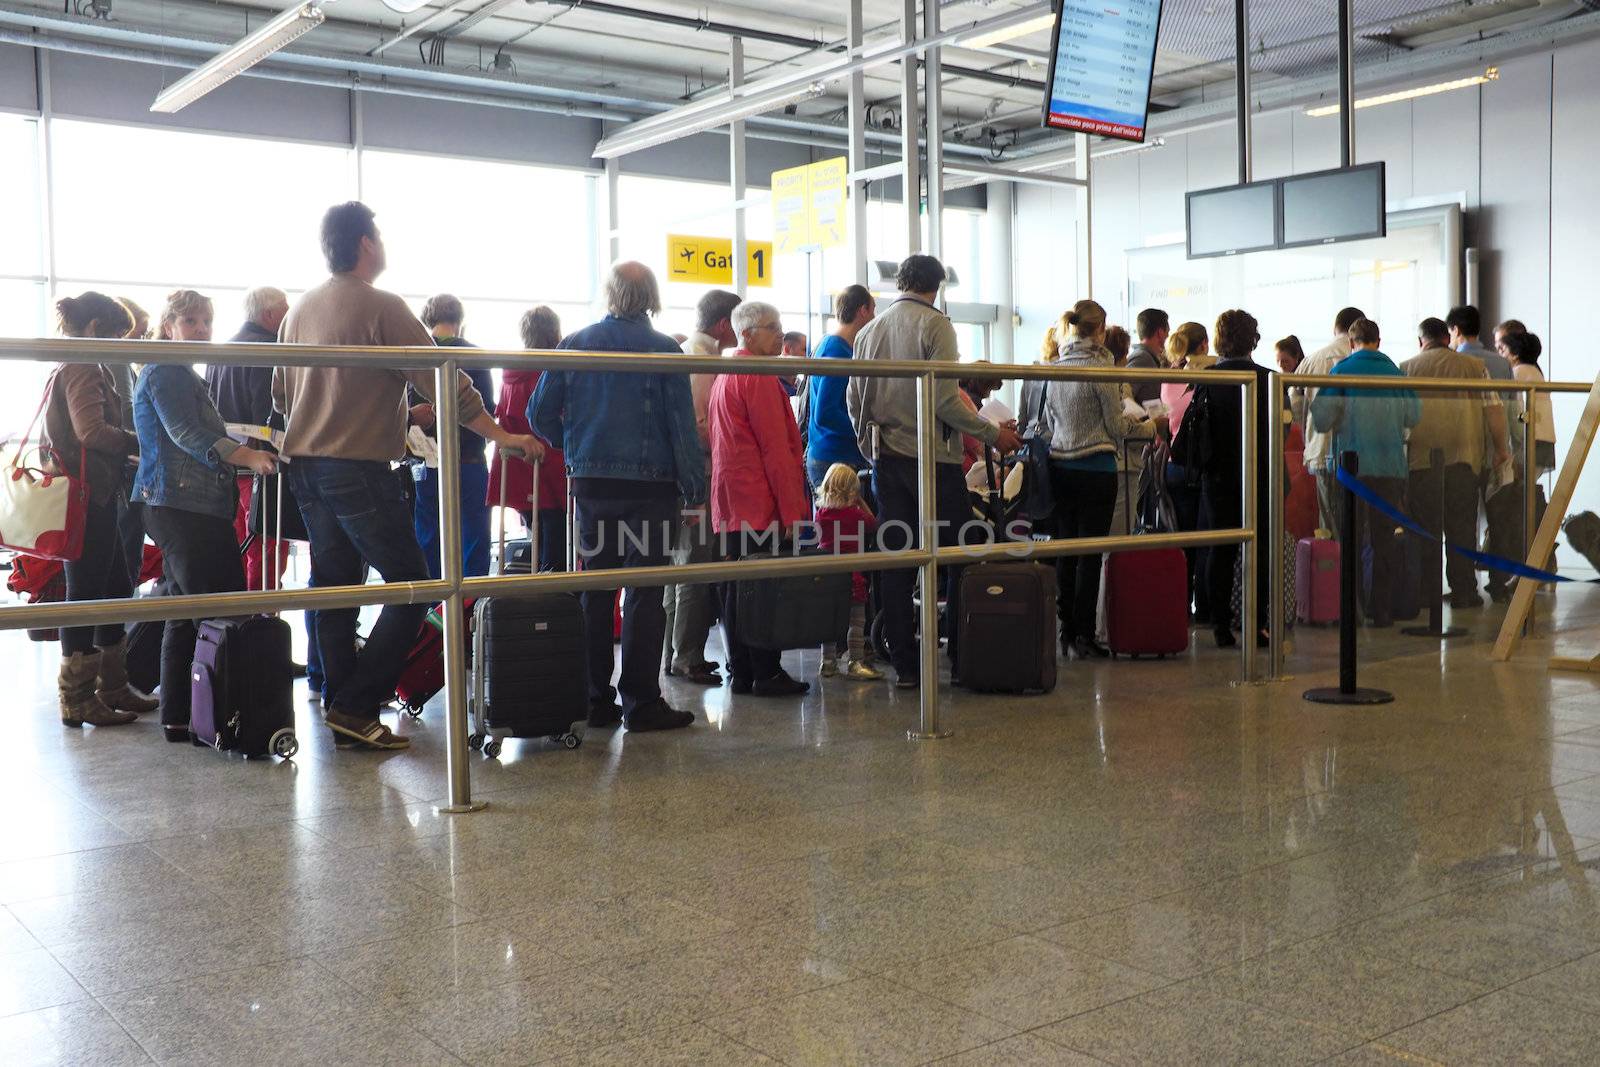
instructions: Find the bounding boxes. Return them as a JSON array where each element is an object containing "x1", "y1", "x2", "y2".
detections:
[{"x1": 275, "y1": 201, "x2": 541, "y2": 751}]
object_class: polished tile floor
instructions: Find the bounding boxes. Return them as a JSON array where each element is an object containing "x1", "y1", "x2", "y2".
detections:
[{"x1": 3, "y1": 586, "x2": 1600, "y2": 1065}]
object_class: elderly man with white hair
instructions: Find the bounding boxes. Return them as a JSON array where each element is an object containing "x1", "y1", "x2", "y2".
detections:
[
  {"x1": 529, "y1": 261, "x2": 706, "y2": 733},
  {"x1": 708, "y1": 300, "x2": 811, "y2": 696}
]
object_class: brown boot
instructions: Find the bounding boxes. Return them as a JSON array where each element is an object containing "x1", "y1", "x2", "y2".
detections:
[
  {"x1": 60, "y1": 652, "x2": 137, "y2": 727},
  {"x1": 95, "y1": 638, "x2": 159, "y2": 715}
]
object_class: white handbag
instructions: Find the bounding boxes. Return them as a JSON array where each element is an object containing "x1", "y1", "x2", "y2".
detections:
[{"x1": 0, "y1": 370, "x2": 89, "y2": 561}]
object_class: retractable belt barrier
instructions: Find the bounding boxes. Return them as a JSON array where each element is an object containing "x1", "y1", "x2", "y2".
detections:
[{"x1": 1334, "y1": 467, "x2": 1585, "y2": 587}]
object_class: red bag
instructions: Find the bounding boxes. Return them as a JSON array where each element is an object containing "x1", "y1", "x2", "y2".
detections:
[
  {"x1": 1104, "y1": 547, "x2": 1190, "y2": 657},
  {"x1": 0, "y1": 371, "x2": 88, "y2": 561},
  {"x1": 1284, "y1": 423, "x2": 1319, "y2": 542}
]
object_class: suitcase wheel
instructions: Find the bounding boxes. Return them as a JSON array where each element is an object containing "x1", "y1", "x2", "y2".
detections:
[
  {"x1": 269, "y1": 729, "x2": 298, "y2": 760},
  {"x1": 482, "y1": 738, "x2": 503, "y2": 759},
  {"x1": 404, "y1": 706, "x2": 425, "y2": 720},
  {"x1": 560, "y1": 733, "x2": 582, "y2": 750},
  {"x1": 468, "y1": 733, "x2": 484, "y2": 752}
]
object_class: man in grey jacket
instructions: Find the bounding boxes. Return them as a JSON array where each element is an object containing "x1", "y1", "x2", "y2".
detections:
[
  {"x1": 848, "y1": 254, "x2": 1022, "y2": 688},
  {"x1": 1448, "y1": 304, "x2": 1517, "y2": 601},
  {"x1": 1125, "y1": 308, "x2": 1169, "y2": 408}
]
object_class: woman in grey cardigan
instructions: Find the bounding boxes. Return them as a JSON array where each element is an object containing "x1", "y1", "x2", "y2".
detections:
[{"x1": 1043, "y1": 300, "x2": 1156, "y2": 659}]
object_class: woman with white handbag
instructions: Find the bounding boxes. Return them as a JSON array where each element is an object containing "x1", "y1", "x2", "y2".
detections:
[{"x1": 40, "y1": 293, "x2": 155, "y2": 727}]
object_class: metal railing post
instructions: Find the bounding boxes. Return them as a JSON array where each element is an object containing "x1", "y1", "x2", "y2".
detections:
[
  {"x1": 433, "y1": 359, "x2": 483, "y2": 814},
  {"x1": 1521, "y1": 381, "x2": 1538, "y2": 636},
  {"x1": 1240, "y1": 372, "x2": 1259, "y2": 683},
  {"x1": 910, "y1": 368, "x2": 950, "y2": 741},
  {"x1": 1267, "y1": 372, "x2": 1285, "y2": 679}
]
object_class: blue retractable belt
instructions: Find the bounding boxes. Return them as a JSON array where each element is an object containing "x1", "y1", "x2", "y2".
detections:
[{"x1": 1334, "y1": 466, "x2": 1587, "y2": 585}]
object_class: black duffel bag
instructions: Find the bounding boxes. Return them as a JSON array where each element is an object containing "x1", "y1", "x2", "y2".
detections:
[{"x1": 735, "y1": 551, "x2": 852, "y2": 651}]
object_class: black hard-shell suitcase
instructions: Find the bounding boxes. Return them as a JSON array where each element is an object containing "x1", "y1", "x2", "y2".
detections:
[
  {"x1": 469, "y1": 456, "x2": 586, "y2": 759},
  {"x1": 190, "y1": 615, "x2": 298, "y2": 758},
  {"x1": 955, "y1": 561, "x2": 1057, "y2": 693}
]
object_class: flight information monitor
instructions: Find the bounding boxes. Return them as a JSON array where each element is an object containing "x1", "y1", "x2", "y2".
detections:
[
  {"x1": 1186, "y1": 180, "x2": 1279, "y2": 259},
  {"x1": 1043, "y1": 0, "x2": 1164, "y2": 142},
  {"x1": 1280, "y1": 163, "x2": 1388, "y2": 248}
]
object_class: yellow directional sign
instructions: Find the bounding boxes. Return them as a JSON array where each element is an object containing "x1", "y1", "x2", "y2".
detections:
[
  {"x1": 665, "y1": 234, "x2": 773, "y2": 287},
  {"x1": 772, "y1": 156, "x2": 848, "y2": 255}
]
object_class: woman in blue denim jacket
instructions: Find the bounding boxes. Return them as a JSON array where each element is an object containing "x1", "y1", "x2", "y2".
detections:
[{"x1": 132, "y1": 290, "x2": 278, "y2": 742}]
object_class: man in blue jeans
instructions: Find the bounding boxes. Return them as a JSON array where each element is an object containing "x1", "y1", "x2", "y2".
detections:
[
  {"x1": 275, "y1": 202, "x2": 542, "y2": 750},
  {"x1": 847, "y1": 255, "x2": 1021, "y2": 689},
  {"x1": 530, "y1": 261, "x2": 707, "y2": 733}
]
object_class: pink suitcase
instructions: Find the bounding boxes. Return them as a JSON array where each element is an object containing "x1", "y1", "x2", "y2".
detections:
[
  {"x1": 1295, "y1": 537, "x2": 1339, "y2": 625},
  {"x1": 1104, "y1": 548, "x2": 1190, "y2": 658}
]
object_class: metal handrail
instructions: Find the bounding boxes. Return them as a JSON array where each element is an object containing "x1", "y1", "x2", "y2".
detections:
[{"x1": 0, "y1": 336, "x2": 1273, "y2": 810}]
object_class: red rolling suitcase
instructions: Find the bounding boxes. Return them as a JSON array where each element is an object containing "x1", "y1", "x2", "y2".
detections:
[
  {"x1": 1103, "y1": 450, "x2": 1189, "y2": 659},
  {"x1": 1104, "y1": 548, "x2": 1190, "y2": 658}
]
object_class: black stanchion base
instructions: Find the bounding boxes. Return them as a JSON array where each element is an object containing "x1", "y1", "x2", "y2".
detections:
[
  {"x1": 1400, "y1": 625, "x2": 1469, "y2": 638},
  {"x1": 1303, "y1": 686, "x2": 1395, "y2": 705}
]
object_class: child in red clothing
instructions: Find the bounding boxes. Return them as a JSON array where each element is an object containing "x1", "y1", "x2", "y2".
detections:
[{"x1": 815, "y1": 463, "x2": 883, "y2": 681}]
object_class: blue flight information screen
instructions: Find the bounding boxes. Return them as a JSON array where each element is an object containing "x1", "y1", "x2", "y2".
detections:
[{"x1": 1044, "y1": 1, "x2": 1164, "y2": 142}]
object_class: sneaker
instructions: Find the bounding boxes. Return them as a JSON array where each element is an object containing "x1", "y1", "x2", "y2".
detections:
[
  {"x1": 820, "y1": 658, "x2": 838, "y2": 678},
  {"x1": 752, "y1": 671, "x2": 809, "y2": 697},
  {"x1": 588, "y1": 702, "x2": 623, "y2": 729},
  {"x1": 1488, "y1": 587, "x2": 1512, "y2": 605},
  {"x1": 1070, "y1": 638, "x2": 1110, "y2": 660},
  {"x1": 324, "y1": 707, "x2": 409, "y2": 750},
  {"x1": 843, "y1": 660, "x2": 884, "y2": 681},
  {"x1": 1449, "y1": 591, "x2": 1485, "y2": 609},
  {"x1": 679, "y1": 665, "x2": 722, "y2": 686},
  {"x1": 894, "y1": 673, "x2": 920, "y2": 690},
  {"x1": 624, "y1": 701, "x2": 695, "y2": 732}
]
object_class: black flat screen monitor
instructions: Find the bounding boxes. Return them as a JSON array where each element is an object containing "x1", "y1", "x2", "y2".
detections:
[
  {"x1": 1043, "y1": 0, "x2": 1164, "y2": 142},
  {"x1": 1279, "y1": 163, "x2": 1387, "y2": 248},
  {"x1": 1185, "y1": 180, "x2": 1279, "y2": 259}
]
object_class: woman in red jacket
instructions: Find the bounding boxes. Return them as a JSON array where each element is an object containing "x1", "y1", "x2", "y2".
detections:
[
  {"x1": 487, "y1": 306, "x2": 567, "y2": 571},
  {"x1": 709, "y1": 301, "x2": 810, "y2": 697}
]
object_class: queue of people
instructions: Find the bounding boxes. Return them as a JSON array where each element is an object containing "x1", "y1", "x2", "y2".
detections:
[{"x1": 27, "y1": 197, "x2": 1556, "y2": 744}]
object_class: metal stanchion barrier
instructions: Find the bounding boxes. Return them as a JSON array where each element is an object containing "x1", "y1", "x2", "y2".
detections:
[
  {"x1": 1402, "y1": 448, "x2": 1466, "y2": 639},
  {"x1": 433, "y1": 359, "x2": 484, "y2": 814},
  {"x1": 1305, "y1": 451, "x2": 1394, "y2": 705},
  {"x1": 910, "y1": 369, "x2": 949, "y2": 741},
  {"x1": 1267, "y1": 372, "x2": 1286, "y2": 680},
  {"x1": 1521, "y1": 382, "x2": 1538, "y2": 637}
]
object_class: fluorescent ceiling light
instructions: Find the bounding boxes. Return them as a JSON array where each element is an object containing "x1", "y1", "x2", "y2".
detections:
[
  {"x1": 151, "y1": 2, "x2": 326, "y2": 113},
  {"x1": 1305, "y1": 67, "x2": 1498, "y2": 117},
  {"x1": 959, "y1": 12, "x2": 1057, "y2": 50},
  {"x1": 596, "y1": 78, "x2": 833, "y2": 158}
]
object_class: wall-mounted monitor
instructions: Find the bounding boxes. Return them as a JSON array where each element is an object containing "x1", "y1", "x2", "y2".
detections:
[
  {"x1": 1185, "y1": 180, "x2": 1279, "y2": 259},
  {"x1": 1280, "y1": 163, "x2": 1387, "y2": 248},
  {"x1": 1043, "y1": 0, "x2": 1164, "y2": 143}
]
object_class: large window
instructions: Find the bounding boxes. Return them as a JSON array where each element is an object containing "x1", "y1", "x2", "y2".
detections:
[
  {"x1": 364, "y1": 150, "x2": 594, "y2": 310},
  {"x1": 50, "y1": 121, "x2": 349, "y2": 293}
]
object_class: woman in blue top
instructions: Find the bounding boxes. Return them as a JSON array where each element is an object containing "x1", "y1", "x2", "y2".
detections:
[{"x1": 133, "y1": 290, "x2": 278, "y2": 742}]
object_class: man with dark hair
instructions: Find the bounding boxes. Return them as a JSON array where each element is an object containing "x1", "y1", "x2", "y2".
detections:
[
  {"x1": 805, "y1": 284, "x2": 876, "y2": 489},
  {"x1": 1127, "y1": 308, "x2": 1169, "y2": 408},
  {"x1": 1294, "y1": 305, "x2": 1367, "y2": 535},
  {"x1": 275, "y1": 203, "x2": 542, "y2": 750},
  {"x1": 409, "y1": 293, "x2": 496, "y2": 580},
  {"x1": 530, "y1": 262, "x2": 705, "y2": 732},
  {"x1": 848, "y1": 255, "x2": 1022, "y2": 688},
  {"x1": 661, "y1": 289, "x2": 740, "y2": 687},
  {"x1": 1311, "y1": 319, "x2": 1421, "y2": 627},
  {"x1": 1447, "y1": 304, "x2": 1516, "y2": 600},
  {"x1": 1403, "y1": 316, "x2": 1508, "y2": 608}
]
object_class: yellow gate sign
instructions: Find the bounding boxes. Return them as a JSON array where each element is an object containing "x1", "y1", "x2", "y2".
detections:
[
  {"x1": 772, "y1": 156, "x2": 848, "y2": 255},
  {"x1": 665, "y1": 234, "x2": 773, "y2": 287}
]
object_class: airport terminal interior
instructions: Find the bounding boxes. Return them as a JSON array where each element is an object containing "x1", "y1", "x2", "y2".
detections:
[{"x1": 5, "y1": 0, "x2": 1600, "y2": 1064}]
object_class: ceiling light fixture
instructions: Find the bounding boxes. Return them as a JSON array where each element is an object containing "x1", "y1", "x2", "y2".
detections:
[
  {"x1": 1305, "y1": 66, "x2": 1498, "y2": 117},
  {"x1": 595, "y1": 70, "x2": 839, "y2": 158},
  {"x1": 150, "y1": 2, "x2": 327, "y2": 113},
  {"x1": 958, "y1": 11, "x2": 1057, "y2": 50}
]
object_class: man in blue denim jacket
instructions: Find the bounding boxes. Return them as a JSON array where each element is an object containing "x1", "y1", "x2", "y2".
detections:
[{"x1": 529, "y1": 262, "x2": 706, "y2": 733}]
